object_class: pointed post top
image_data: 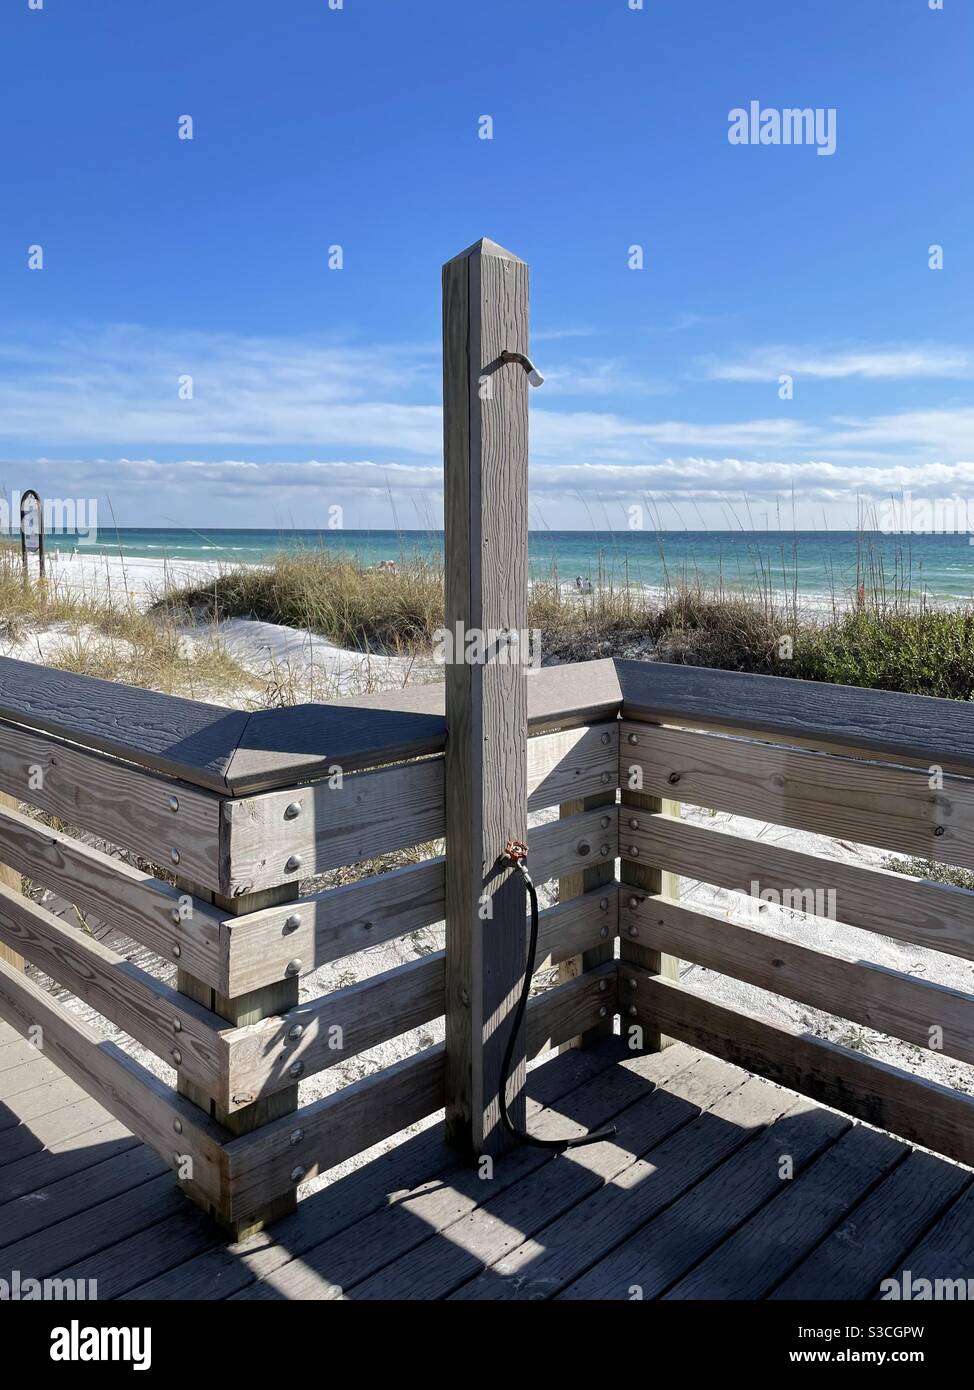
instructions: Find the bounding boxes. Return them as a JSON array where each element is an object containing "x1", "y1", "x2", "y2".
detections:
[{"x1": 443, "y1": 237, "x2": 525, "y2": 269}]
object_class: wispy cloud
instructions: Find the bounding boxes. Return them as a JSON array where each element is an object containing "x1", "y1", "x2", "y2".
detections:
[{"x1": 700, "y1": 343, "x2": 974, "y2": 382}]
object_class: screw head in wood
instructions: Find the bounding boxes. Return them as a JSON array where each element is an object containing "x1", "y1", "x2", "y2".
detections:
[
  {"x1": 599, "y1": 979, "x2": 608, "y2": 992},
  {"x1": 289, "y1": 1128, "x2": 304, "y2": 1146},
  {"x1": 290, "y1": 1166, "x2": 306, "y2": 1183},
  {"x1": 287, "y1": 1023, "x2": 303, "y2": 1041},
  {"x1": 598, "y1": 1006, "x2": 607, "y2": 1018},
  {"x1": 628, "y1": 1005, "x2": 638, "y2": 1017},
  {"x1": 285, "y1": 855, "x2": 302, "y2": 873},
  {"x1": 600, "y1": 772, "x2": 612, "y2": 785},
  {"x1": 599, "y1": 897, "x2": 609, "y2": 910},
  {"x1": 628, "y1": 924, "x2": 639, "y2": 937},
  {"x1": 628, "y1": 978, "x2": 638, "y2": 990},
  {"x1": 172, "y1": 944, "x2": 181, "y2": 958},
  {"x1": 171, "y1": 848, "x2": 181, "y2": 865},
  {"x1": 171, "y1": 1048, "x2": 182, "y2": 1065},
  {"x1": 285, "y1": 958, "x2": 302, "y2": 976},
  {"x1": 283, "y1": 913, "x2": 301, "y2": 933},
  {"x1": 289, "y1": 1061, "x2": 304, "y2": 1078},
  {"x1": 628, "y1": 896, "x2": 640, "y2": 909},
  {"x1": 600, "y1": 925, "x2": 609, "y2": 939},
  {"x1": 172, "y1": 1019, "x2": 182, "y2": 1033},
  {"x1": 600, "y1": 732, "x2": 611, "y2": 745},
  {"x1": 628, "y1": 732, "x2": 638, "y2": 745},
  {"x1": 600, "y1": 815, "x2": 610, "y2": 829},
  {"x1": 577, "y1": 841, "x2": 591, "y2": 857},
  {"x1": 934, "y1": 826, "x2": 945, "y2": 837},
  {"x1": 600, "y1": 844, "x2": 610, "y2": 857},
  {"x1": 173, "y1": 1118, "x2": 183, "y2": 1134},
  {"x1": 168, "y1": 795, "x2": 179, "y2": 813},
  {"x1": 284, "y1": 801, "x2": 302, "y2": 820},
  {"x1": 170, "y1": 907, "x2": 181, "y2": 924},
  {"x1": 628, "y1": 845, "x2": 639, "y2": 857},
  {"x1": 628, "y1": 818, "x2": 639, "y2": 830},
  {"x1": 362, "y1": 919, "x2": 374, "y2": 931}
]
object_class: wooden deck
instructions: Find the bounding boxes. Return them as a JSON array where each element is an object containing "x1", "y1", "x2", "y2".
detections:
[{"x1": 2, "y1": 1020, "x2": 972, "y2": 1301}]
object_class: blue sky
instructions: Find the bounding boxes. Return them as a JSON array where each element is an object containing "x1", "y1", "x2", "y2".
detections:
[{"x1": 1, "y1": 0, "x2": 971, "y2": 530}]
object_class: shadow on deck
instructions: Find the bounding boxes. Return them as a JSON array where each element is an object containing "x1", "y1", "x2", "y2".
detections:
[{"x1": 2, "y1": 1024, "x2": 972, "y2": 1302}]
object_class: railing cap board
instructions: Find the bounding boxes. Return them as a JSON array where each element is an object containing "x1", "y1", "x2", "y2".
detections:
[
  {"x1": 617, "y1": 659, "x2": 974, "y2": 775},
  {"x1": 0, "y1": 655, "x2": 247, "y2": 792}
]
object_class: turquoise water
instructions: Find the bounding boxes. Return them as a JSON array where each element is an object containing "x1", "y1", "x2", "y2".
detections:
[{"x1": 44, "y1": 528, "x2": 974, "y2": 603}]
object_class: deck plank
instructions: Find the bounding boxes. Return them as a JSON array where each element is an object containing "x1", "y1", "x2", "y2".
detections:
[
  {"x1": 771, "y1": 1149, "x2": 972, "y2": 1300},
  {"x1": 878, "y1": 1184, "x2": 974, "y2": 1296},
  {"x1": 0, "y1": 1145, "x2": 166, "y2": 1248}
]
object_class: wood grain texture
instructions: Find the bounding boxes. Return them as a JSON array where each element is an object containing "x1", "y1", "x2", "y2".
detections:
[
  {"x1": 624, "y1": 721, "x2": 974, "y2": 870},
  {"x1": 633, "y1": 895, "x2": 974, "y2": 1065},
  {"x1": 0, "y1": 880, "x2": 229, "y2": 1101},
  {"x1": 626, "y1": 811, "x2": 974, "y2": 961},
  {"x1": 617, "y1": 657, "x2": 974, "y2": 776},
  {"x1": 0, "y1": 791, "x2": 22, "y2": 972},
  {"x1": 443, "y1": 238, "x2": 530, "y2": 1156},
  {"x1": 628, "y1": 971, "x2": 974, "y2": 1167},
  {"x1": 221, "y1": 757, "x2": 444, "y2": 896},
  {"x1": 0, "y1": 798, "x2": 225, "y2": 989},
  {"x1": 0, "y1": 655, "x2": 248, "y2": 790},
  {"x1": 0, "y1": 717, "x2": 223, "y2": 890},
  {"x1": 557, "y1": 791, "x2": 616, "y2": 1049},
  {"x1": 527, "y1": 722, "x2": 617, "y2": 811},
  {"x1": 0, "y1": 955, "x2": 229, "y2": 1218}
]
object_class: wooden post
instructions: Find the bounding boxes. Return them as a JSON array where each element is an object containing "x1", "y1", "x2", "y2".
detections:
[
  {"x1": 620, "y1": 739, "x2": 681, "y2": 1050},
  {"x1": 557, "y1": 791, "x2": 615, "y2": 1049},
  {"x1": 0, "y1": 792, "x2": 24, "y2": 971},
  {"x1": 176, "y1": 878, "x2": 300, "y2": 1237},
  {"x1": 443, "y1": 238, "x2": 530, "y2": 1159}
]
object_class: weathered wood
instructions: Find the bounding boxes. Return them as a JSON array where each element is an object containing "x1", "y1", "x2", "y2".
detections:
[
  {"x1": 0, "y1": 791, "x2": 22, "y2": 972},
  {"x1": 525, "y1": 962, "x2": 616, "y2": 1056},
  {"x1": 0, "y1": 655, "x2": 248, "y2": 791},
  {"x1": 222, "y1": 808, "x2": 616, "y2": 995},
  {"x1": 0, "y1": 955, "x2": 229, "y2": 1216},
  {"x1": 628, "y1": 971, "x2": 974, "y2": 1167},
  {"x1": 633, "y1": 895, "x2": 974, "y2": 1065},
  {"x1": 443, "y1": 236, "x2": 530, "y2": 1158},
  {"x1": 0, "y1": 717, "x2": 223, "y2": 889},
  {"x1": 558, "y1": 791, "x2": 616, "y2": 1049},
  {"x1": 0, "y1": 881, "x2": 229, "y2": 1100},
  {"x1": 624, "y1": 721, "x2": 974, "y2": 870},
  {"x1": 221, "y1": 758, "x2": 444, "y2": 896},
  {"x1": 626, "y1": 811, "x2": 974, "y2": 961},
  {"x1": 0, "y1": 798, "x2": 225, "y2": 989},
  {"x1": 620, "y1": 722, "x2": 680, "y2": 1051},
  {"x1": 528, "y1": 723, "x2": 617, "y2": 812},
  {"x1": 616, "y1": 657, "x2": 974, "y2": 777}
]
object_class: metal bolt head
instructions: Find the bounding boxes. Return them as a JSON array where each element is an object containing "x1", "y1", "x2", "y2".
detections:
[
  {"x1": 599, "y1": 896, "x2": 609, "y2": 911},
  {"x1": 628, "y1": 978, "x2": 638, "y2": 990},
  {"x1": 171, "y1": 848, "x2": 181, "y2": 865},
  {"x1": 600, "y1": 772, "x2": 611, "y2": 785},
  {"x1": 168, "y1": 795, "x2": 179, "y2": 813},
  {"x1": 289, "y1": 1128, "x2": 304, "y2": 1146},
  {"x1": 171, "y1": 1048, "x2": 182, "y2": 1065},
  {"x1": 285, "y1": 958, "x2": 302, "y2": 977},
  {"x1": 285, "y1": 854, "x2": 302, "y2": 873},
  {"x1": 628, "y1": 817, "x2": 639, "y2": 830},
  {"x1": 289, "y1": 1061, "x2": 304, "y2": 1079},
  {"x1": 284, "y1": 801, "x2": 302, "y2": 821},
  {"x1": 170, "y1": 907, "x2": 181, "y2": 924},
  {"x1": 287, "y1": 1023, "x2": 304, "y2": 1041},
  {"x1": 628, "y1": 896, "x2": 640, "y2": 909},
  {"x1": 628, "y1": 1005, "x2": 638, "y2": 1017},
  {"x1": 290, "y1": 1165, "x2": 306, "y2": 1183},
  {"x1": 172, "y1": 944, "x2": 181, "y2": 958},
  {"x1": 600, "y1": 815, "x2": 611, "y2": 829},
  {"x1": 283, "y1": 913, "x2": 301, "y2": 933},
  {"x1": 172, "y1": 1018, "x2": 182, "y2": 1033},
  {"x1": 629, "y1": 845, "x2": 639, "y2": 857},
  {"x1": 599, "y1": 925, "x2": 610, "y2": 939},
  {"x1": 577, "y1": 841, "x2": 591, "y2": 857},
  {"x1": 173, "y1": 1118, "x2": 183, "y2": 1135},
  {"x1": 628, "y1": 924, "x2": 639, "y2": 938},
  {"x1": 362, "y1": 919, "x2": 374, "y2": 932},
  {"x1": 599, "y1": 979, "x2": 608, "y2": 992},
  {"x1": 600, "y1": 732, "x2": 611, "y2": 745},
  {"x1": 598, "y1": 1006, "x2": 608, "y2": 1018},
  {"x1": 628, "y1": 732, "x2": 638, "y2": 745},
  {"x1": 600, "y1": 844, "x2": 610, "y2": 857}
]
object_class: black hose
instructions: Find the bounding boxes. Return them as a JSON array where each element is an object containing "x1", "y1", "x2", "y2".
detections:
[{"x1": 498, "y1": 855, "x2": 618, "y2": 1151}]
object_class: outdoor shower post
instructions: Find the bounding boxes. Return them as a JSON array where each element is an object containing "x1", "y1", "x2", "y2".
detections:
[{"x1": 442, "y1": 238, "x2": 530, "y2": 1159}]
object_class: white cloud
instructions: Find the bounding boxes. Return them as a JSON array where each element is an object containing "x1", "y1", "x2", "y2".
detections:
[{"x1": 701, "y1": 343, "x2": 974, "y2": 383}]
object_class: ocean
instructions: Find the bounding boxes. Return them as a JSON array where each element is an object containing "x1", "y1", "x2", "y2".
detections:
[{"x1": 41, "y1": 528, "x2": 974, "y2": 604}]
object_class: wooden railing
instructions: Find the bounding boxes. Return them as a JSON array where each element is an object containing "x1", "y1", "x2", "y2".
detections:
[{"x1": 0, "y1": 656, "x2": 621, "y2": 1234}]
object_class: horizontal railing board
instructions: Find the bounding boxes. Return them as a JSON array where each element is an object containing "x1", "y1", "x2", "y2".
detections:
[
  {"x1": 626, "y1": 971, "x2": 974, "y2": 1169},
  {"x1": 226, "y1": 837, "x2": 616, "y2": 997},
  {"x1": 0, "y1": 656, "x2": 248, "y2": 792},
  {"x1": 623, "y1": 721, "x2": 974, "y2": 871},
  {"x1": 526, "y1": 722, "x2": 618, "y2": 812},
  {"x1": 626, "y1": 812, "x2": 974, "y2": 962},
  {"x1": 0, "y1": 955, "x2": 229, "y2": 1218},
  {"x1": 222, "y1": 965, "x2": 618, "y2": 1222},
  {"x1": 617, "y1": 658, "x2": 974, "y2": 778},
  {"x1": 0, "y1": 801, "x2": 226, "y2": 991},
  {"x1": 0, "y1": 882, "x2": 230, "y2": 1103},
  {"x1": 223, "y1": 724, "x2": 619, "y2": 897},
  {"x1": 530, "y1": 804, "x2": 618, "y2": 884},
  {"x1": 225, "y1": 659, "x2": 622, "y2": 792},
  {"x1": 633, "y1": 896, "x2": 974, "y2": 1067},
  {"x1": 226, "y1": 954, "x2": 445, "y2": 1109},
  {"x1": 0, "y1": 718, "x2": 224, "y2": 892},
  {"x1": 225, "y1": 885, "x2": 616, "y2": 1105},
  {"x1": 222, "y1": 757, "x2": 446, "y2": 896}
]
